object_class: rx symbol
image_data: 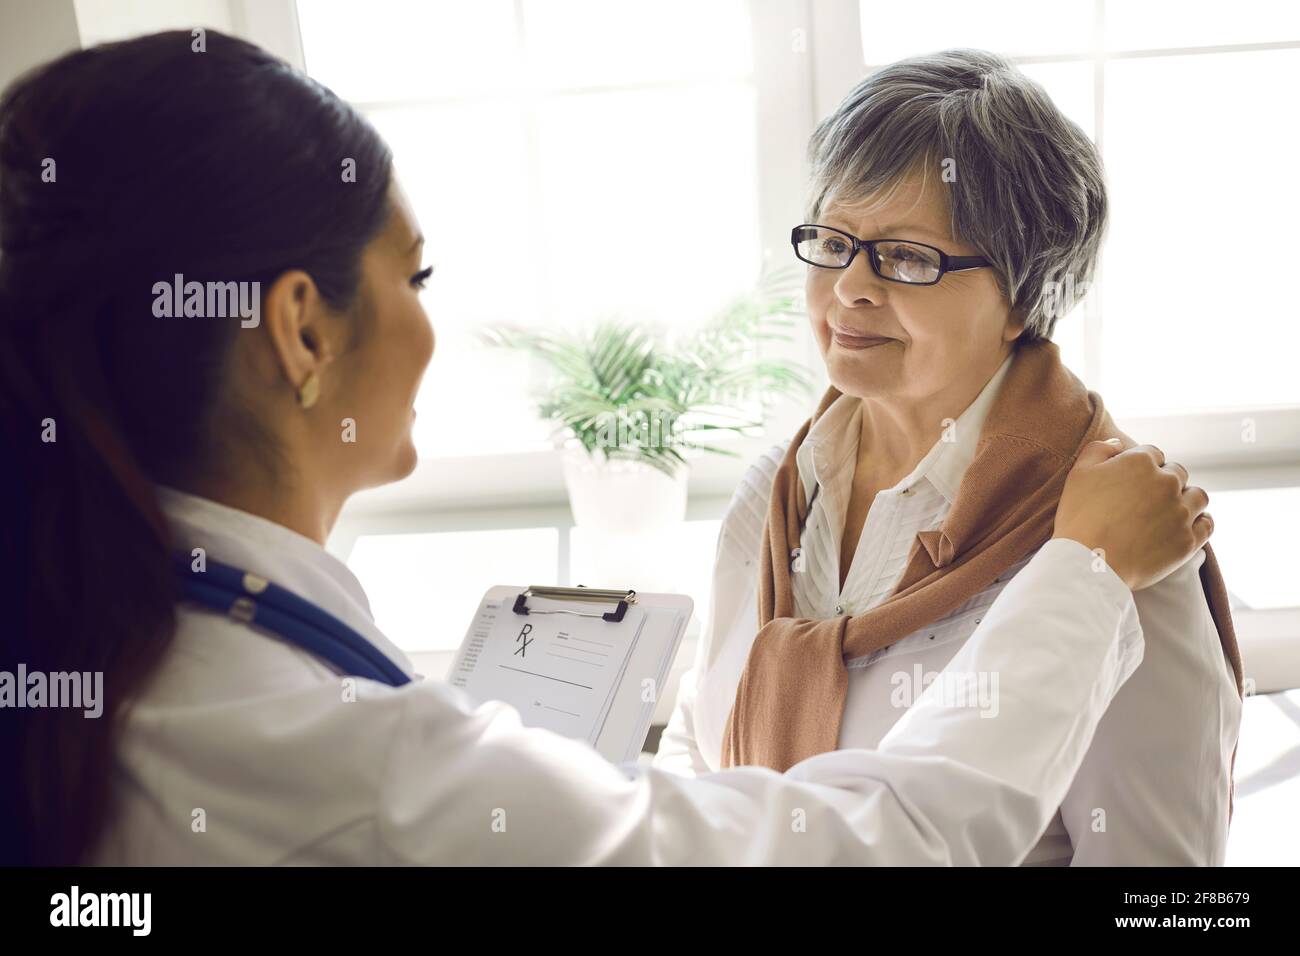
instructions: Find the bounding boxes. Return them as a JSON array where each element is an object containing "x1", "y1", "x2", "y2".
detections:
[{"x1": 514, "y1": 623, "x2": 534, "y2": 657}]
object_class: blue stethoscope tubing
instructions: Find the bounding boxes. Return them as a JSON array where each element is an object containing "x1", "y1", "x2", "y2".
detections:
[{"x1": 175, "y1": 556, "x2": 411, "y2": 687}]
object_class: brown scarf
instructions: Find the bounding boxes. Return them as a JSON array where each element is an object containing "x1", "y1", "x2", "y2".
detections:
[{"x1": 720, "y1": 340, "x2": 1243, "y2": 809}]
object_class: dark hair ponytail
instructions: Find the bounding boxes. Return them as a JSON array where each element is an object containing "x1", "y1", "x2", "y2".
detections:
[{"x1": 0, "y1": 30, "x2": 393, "y2": 864}]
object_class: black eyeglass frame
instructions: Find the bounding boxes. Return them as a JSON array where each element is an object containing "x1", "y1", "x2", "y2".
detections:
[{"x1": 790, "y1": 223, "x2": 991, "y2": 286}]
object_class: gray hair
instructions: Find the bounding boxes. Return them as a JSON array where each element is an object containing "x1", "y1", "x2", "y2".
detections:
[{"x1": 806, "y1": 49, "x2": 1107, "y2": 341}]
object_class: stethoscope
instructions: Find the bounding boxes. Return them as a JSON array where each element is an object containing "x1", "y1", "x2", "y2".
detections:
[{"x1": 175, "y1": 556, "x2": 411, "y2": 687}]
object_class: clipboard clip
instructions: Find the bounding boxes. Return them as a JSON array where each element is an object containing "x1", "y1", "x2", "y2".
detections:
[{"x1": 512, "y1": 585, "x2": 637, "y2": 623}]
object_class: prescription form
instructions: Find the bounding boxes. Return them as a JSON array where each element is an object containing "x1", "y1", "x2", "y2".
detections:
[{"x1": 449, "y1": 587, "x2": 690, "y2": 762}]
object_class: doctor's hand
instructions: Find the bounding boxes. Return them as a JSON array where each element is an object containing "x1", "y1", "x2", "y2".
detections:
[{"x1": 1053, "y1": 438, "x2": 1212, "y2": 592}]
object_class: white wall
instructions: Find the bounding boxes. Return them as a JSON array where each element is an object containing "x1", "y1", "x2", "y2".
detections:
[
  {"x1": 0, "y1": 0, "x2": 80, "y2": 91},
  {"x1": 73, "y1": 0, "x2": 235, "y2": 45},
  {"x1": 71, "y1": 0, "x2": 303, "y2": 66}
]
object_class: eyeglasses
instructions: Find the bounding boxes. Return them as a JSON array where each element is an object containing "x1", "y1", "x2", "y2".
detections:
[{"x1": 791, "y1": 224, "x2": 991, "y2": 286}]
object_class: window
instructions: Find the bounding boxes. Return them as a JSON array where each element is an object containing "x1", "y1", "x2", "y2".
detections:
[
  {"x1": 1102, "y1": 47, "x2": 1300, "y2": 412},
  {"x1": 297, "y1": 0, "x2": 764, "y2": 461},
  {"x1": 348, "y1": 526, "x2": 558, "y2": 652},
  {"x1": 1206, "y1": 486, "x2": 1300, "y2": 611},
  {"x1": 337, "y1": 518, "x2": 721, "y2": 657},
  {"x1": 852, "y1": 0, "x2": 1300, "y2": 421}
]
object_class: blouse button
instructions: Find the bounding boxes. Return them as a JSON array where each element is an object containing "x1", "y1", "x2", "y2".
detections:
[{"x1": 835, "y1": 604, "x2": 845, "y2": 615}]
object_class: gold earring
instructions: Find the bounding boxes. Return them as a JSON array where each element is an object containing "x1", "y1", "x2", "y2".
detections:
[{"x1": 297, "y1": 371, "x2": 320, "y2": 410}]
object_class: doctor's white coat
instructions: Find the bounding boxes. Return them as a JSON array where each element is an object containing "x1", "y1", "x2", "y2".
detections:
[{"x1": 91, "y1": 488, "x2": 1143, "y2": 866}]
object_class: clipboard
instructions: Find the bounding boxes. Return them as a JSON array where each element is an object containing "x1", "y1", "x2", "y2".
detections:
[{"x1": 448, "y1": 584, "x2": 693, "y2": 764}]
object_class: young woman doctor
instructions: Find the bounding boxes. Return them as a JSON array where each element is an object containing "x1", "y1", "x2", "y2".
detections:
[{"x1": 0, "y1": 32, "x2": 1213, "y2": 866}]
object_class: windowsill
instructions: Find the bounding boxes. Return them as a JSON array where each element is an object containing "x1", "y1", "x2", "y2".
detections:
[
  {"x1": 1113, "y1": 405, "x2": 1300, "y2": 470},
  {"x1": 344, "y1": 433, "x2": 786, "y2": 517},
  {"x1": 344, "y1": 404, "x2": 1300, "y2": 519}
]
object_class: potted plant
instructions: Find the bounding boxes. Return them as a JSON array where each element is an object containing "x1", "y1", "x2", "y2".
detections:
[{"x1": 479, "y1": 266, "x2": 813, "y2": 536}]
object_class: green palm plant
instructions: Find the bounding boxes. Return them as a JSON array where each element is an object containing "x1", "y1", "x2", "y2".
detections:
[{"x1": 479, "y1": 266, "x2": 814, "y2": 478}]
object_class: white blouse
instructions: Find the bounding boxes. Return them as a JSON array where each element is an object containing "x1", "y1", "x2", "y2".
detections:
[
  {"x1": 655, "y1": 359, "x2": 1243, "y2": 865},
  {"x1": 791, "y1": 354, "x2": 1015, "y2": 622}
]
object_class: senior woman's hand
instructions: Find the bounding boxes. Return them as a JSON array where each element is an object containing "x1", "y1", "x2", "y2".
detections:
[{"x1": 1053, "y1": 439, "x2": 1212, "y2": 591}]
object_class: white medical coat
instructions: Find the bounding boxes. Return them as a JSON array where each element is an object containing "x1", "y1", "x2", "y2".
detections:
[{"x1": 91, "y1": 487, "x2": 1143, "y2": 865}]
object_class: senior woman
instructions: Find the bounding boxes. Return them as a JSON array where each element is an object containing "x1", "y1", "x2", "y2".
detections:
[{"x1": 655, "y1": 49, "x2": 1244, "y2": 866}]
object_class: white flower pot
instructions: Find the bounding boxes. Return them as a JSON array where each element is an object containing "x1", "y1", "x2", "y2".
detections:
[
  {"x1": 561, "y1": 442, "x2": 689, "y2": 593},
  {"x1": 561, "y1": 442, "x2": 688, "y2": 531}
]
